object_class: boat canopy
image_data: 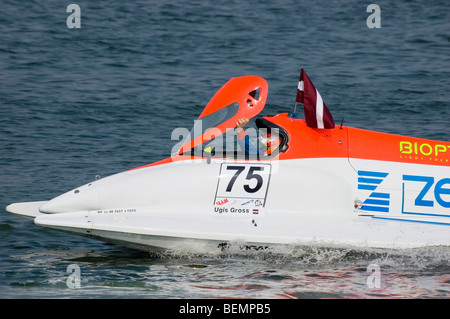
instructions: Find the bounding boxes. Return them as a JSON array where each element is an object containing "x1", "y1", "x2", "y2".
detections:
[{"x1": 177, "y1": 76, "x2": 269, "y2": 156}]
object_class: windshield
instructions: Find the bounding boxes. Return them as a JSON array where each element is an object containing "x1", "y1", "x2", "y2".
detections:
[
  {"x1": 188, "y1": 102, "x2": 239, "y2": 142},
  {"x1": 176, "y1": 102, "x2": 239, "y2": 155}
]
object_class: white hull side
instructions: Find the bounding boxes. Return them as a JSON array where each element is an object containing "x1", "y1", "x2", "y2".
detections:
[{"x1": 9, "y1": 157, "x2": 450, "y2": 251}]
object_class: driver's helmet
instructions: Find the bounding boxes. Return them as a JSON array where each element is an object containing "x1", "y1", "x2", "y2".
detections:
[{"x1": 259, "y1": 133, "x2": 281, "y2": 155}]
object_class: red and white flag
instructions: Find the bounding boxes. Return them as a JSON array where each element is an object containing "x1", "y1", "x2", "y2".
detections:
[{"x1": 295, "y1": 68, "x2": 335, "y2": 129}]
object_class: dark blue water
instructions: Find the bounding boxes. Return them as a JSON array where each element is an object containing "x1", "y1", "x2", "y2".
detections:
[{"x1": 1, "y1": 0, "x2": 449, "y2": 299}]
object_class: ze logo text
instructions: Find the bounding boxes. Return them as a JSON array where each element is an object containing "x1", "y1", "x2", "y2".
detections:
[{"x1": 403, "y1": 175, "x2": 450, "y2": 208}]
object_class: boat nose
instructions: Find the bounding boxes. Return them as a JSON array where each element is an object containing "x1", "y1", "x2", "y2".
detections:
[{"x1": 39, "y1": 183, "x2": 100, "y2": 213}]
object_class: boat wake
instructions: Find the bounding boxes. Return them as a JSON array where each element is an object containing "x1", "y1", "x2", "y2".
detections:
[{"x1": 148, "y1": 240, "x2": 450, "y2": 272}]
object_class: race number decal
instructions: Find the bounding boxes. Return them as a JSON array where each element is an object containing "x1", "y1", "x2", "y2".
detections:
[{"x1": 214, "y1": 163, "x2": 271, "y2": 207}]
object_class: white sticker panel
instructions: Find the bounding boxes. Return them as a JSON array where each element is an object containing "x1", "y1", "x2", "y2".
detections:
[{"x1": 214, "y1": 163, "x2": 271, "y2": 207}]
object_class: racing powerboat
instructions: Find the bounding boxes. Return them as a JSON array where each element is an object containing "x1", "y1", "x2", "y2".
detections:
[{"x1": 6, "y1": 71, "x2": 450, "y2": 252}]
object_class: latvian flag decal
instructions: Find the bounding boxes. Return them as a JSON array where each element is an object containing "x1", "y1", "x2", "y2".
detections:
[{"x1": 296, "y1": 68, "x2": 335, "y2": 129}]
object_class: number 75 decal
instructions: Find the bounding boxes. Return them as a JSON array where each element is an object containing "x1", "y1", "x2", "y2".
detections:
[{"x1": 214, "y1": 163, "x2": 272, "y2": 206}]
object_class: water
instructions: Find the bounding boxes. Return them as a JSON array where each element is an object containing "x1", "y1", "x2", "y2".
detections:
[{"x1": 0, "y1": 0, "x2": 449, "y2": 300}]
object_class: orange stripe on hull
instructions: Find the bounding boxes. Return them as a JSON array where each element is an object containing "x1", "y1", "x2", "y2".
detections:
[
  {"x1": 347, "y1": 126, "x2": 450, "y2": 166},
  {"x1": 130, "y1": 114, "x2": 449, "y2": 171},
  {"x1": 126, "y1": 157, "x2": 173, "y2": 172},
  {"x1": 269, "y1": 113, "x2": 450, "y2": 166}
]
